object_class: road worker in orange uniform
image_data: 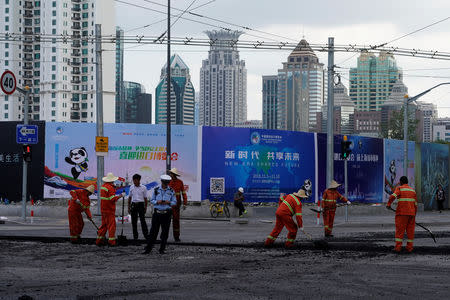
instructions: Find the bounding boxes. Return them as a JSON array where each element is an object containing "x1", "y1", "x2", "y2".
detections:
[
  {"x1": 386, "y1": 176, "x2": 418, "y2": 253},
  {"x1": 265, "y1": 189, "x2": 307, "y2": 248},
  {"x1": 68, "y1": 185, "x2": 95, "y2": 243},
  {"x1": 321, "y1": 180, "x2": 351, "y2": 237},
  {"x1": 96, "y1": 172, "x2": 124, "y2": 246},
  {"x1": 168, "y1": 168, "x2": 187, "y2": 242}
]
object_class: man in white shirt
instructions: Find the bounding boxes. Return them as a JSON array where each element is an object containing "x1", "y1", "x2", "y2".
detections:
[{"x1": 128, "y1": 174, "x2": 149, "y2": 240}]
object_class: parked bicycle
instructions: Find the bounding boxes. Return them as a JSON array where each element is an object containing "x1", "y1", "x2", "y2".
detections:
[{"x1": 209, "y1": 199, "x2": 230, "y2": 218}]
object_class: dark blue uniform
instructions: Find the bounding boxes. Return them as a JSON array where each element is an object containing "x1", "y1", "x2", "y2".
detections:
[{"x1": 144, "y1": 185, "x2": 176, "y2": 254}]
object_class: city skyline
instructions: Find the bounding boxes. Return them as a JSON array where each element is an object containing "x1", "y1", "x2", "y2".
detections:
[{"x1": 116, "y1": 0, "x2": 450, "y2": 121}]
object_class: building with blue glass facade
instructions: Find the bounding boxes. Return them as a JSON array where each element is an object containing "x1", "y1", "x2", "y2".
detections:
[
  {"x1": 349, "y1": 51, "x2": 402, "y2": 111},
  {"x1": 155, "y1": 54, "x2": 195, "y2": 125},
  {"x1": 274, "y1": 39, "x2": 326, "y2": 132},
  {"x1": 262, "y1": 75, "x2": 278, "y2": 129}
]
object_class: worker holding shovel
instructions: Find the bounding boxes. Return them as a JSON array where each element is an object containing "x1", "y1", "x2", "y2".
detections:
[
  {"x1": 96, "y1": 172, "x2": 125, "y2": 247},
  {"x1": 320, "y1": 180, "x2": 351, "y2": 238},
  {"x1": 68, "y1": 185, "x2": 95, "y2": 244},
  {"x1": 386, "y1": 176, "x2": 418, "y2": 253},
  {"x1": 264, "y1": 189, "x2": 308, "y2": 249}
]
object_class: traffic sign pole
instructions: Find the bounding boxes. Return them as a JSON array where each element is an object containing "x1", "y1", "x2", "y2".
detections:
[
  {"x1": 21, "y1": 88, "x2": 30, "y2": 221},
  {"x1": 1, "y1": 71, "x2": 29, "y2": 221}
]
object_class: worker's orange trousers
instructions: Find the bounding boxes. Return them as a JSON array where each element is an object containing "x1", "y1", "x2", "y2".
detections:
[
  {"x1": 96, "y1": 213, "x2": 116, "y2": 246},
  {"x1": 265, "y1": 213, "x2": 298, "y2": 247},
  {"x1": 68, "y1": 207, "x2": 84, "y2": 242},
  {"x1": 172, "y1": 207, "x2": 181, "y2": 239},
  {"x1": 395, "y1": 215, "x2": 415, "y2": 252},
  {"x1": 323, "y1": 209, "x2": 336, "y2": 235}
]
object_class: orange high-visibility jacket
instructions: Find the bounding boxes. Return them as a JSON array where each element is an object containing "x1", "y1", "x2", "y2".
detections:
[
  {"x1": 100, "y1": 182, "x2": 121, "y2": 214},
  {"x1": 321, "y1": 189, "x2": 347, "y2": 210},
  {"x1": 169, "y1": 178, "x2": 187, "y2": 206},
  {"x1": 276, "y1": 194, "x2": 303, "y2": 228},
  {"x1": 388, "y1": 184, "x2": 417, "y2": 216},
  {"x1": 69, "y1": 189, "x2": 92, "y2": 218}
]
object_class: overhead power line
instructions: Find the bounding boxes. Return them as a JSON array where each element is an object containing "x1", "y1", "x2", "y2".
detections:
[
  {"x1": 124, "y1": 0, "x2": 216, "y2": 33},
  {"x1": 376, "y1": 16, "x2": 450, "y2": 48},
  {"x1": 3, "y1": 32, "x2": 450, "y2": 61},
  {"x1": 115, "y1": 0, "x2": 295, "y2": 42},
  {"x1": 140, "y1": 0, "x2": 298, "y2": 42}
]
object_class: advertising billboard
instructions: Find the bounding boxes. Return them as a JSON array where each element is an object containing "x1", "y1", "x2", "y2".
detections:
[
  {"x1": 383, "y1": 139, "x2": 415, "y2": 203},
  {"x1": 201, "y1": 127, "x2": 316, "y2": 203},
  {"x1": 44, "y1": 123, "x2": 201, "y2": 201},
  {"x1": 420, "y1": 143, "x2": 449, "y2": 210},
  {"x1": 317, "y1": 133, "x2": 384, "y2": 203}
]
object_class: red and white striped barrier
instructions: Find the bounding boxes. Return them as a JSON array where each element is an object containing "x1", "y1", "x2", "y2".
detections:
[
  {"x1": 316, "y1": 199, "x2": 321, "y2": 225},
  {"x1": 30, "y1": 197, "x2": 34, "y2": 217}
]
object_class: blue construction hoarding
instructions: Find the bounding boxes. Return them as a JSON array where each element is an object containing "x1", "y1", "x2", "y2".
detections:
[{"x1": 201, "y1": 126, "x2": 316, "y2": 203}]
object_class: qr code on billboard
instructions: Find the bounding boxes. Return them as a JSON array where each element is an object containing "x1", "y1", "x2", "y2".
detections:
[{"x1": 210, "y1": 177, "x2": 225, "y2": 194}]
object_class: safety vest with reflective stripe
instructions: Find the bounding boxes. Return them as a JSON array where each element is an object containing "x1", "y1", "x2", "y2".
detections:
[
  {"x1": 169, "y1": 178, "x2": 187, "y2": 206},
  {"x1": 388, "y1": 184, "x2": 417, "y2": 216},
  {"x1": 100, "y1": 182, "x2": 120, "y2": 214},
  {"x1": 321, "y1": 189, "x2": 347, "y2": 210},
  {"x1": 69, "y1": 189, "x2": 92, "y2": 219},
  {"x1": 276, "y1": 194, "x2": 303, "y2": 228}
]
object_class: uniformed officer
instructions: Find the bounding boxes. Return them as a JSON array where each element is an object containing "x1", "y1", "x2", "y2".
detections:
[{"x1": 143, "y1": 174, "x2": 176, "y2": 254}]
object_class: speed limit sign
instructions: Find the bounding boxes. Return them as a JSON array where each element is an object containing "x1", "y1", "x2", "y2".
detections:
[{"x1": 1, "y1": 70, "x2": 17, "y2": 95}]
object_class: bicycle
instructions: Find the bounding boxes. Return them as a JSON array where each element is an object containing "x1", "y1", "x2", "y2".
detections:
[{"x1": 209, "y1": 199, "x2": 230, "y2": 218}]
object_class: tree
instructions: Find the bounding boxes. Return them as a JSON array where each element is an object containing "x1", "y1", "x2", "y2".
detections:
[
  {"x1": 380, "y1": 107, "x2": 418, "y2": 141},
  {"x1": 434, "y1": 139, "x2": 450, "y2": 145}
]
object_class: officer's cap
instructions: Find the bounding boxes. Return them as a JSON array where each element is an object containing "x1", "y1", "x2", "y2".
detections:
[{"x1": 160, "y1": 174, "x2": 172, "y2": 181}]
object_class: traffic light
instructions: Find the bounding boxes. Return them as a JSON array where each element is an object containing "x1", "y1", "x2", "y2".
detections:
[
  {"x1": 23, "y1": 145, "x2": 32, "y2": 162},
  {"x1": 341, "y1": 136, "x2": 352, "y2": 160}
]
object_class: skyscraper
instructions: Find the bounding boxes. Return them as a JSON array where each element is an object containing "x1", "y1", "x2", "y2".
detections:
[
  {"x1": 155, "y1": 54, "x2": 195, "y2": 125},
  {"x1": 349, "y1": 51, "x2": 402, "y2": 111},
  {"x1": 276, "y1": 39, "x2": 326, "y2": 132},
  {"x1": 0, "y1": 0, "x2": 116, "y2": 122},
  {"x1": 262, "y1": 75, "x2": 278, "y2": 129},
  {"x1": 122, "y1": 81, "x2": 151, "y2": 124},
  {"x1": 115, "y1": 26, "x2": 124, "y2": 123},
  {"x1": 199, "y1": 30, "x2": 247, "y2": 127},
  {"x1": 318, "y1": 82, "x2": 354, "y2": 134},
  {"x1": 416, "y1": 101, "x2": 437, "y2": 142}
]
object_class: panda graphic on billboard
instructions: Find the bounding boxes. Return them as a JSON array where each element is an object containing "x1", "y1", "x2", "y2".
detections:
[{"x1": 65, "y1": 147, "x2": 89, "y2": 179}]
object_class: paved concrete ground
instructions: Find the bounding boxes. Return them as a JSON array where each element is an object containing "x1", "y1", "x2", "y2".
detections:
[
  {"x1": 1, "y1": 208, "x2": 450, "y2": 246},
  {"x1": 1, "y1": 208, "x2": 450, "y2": 299}
]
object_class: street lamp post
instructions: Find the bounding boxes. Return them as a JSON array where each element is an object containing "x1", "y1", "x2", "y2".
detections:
[{"x1": 403, "y1": 82, "x2": 450, "y2": 175}]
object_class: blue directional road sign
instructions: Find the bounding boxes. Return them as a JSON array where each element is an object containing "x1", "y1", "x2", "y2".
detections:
[{"x1": 16, "y1": 124, "x2": 38, "y2": 144}]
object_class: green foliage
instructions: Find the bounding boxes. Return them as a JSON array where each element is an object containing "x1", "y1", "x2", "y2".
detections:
[
  {"x1": 434, "y1": 139, "x2": 450, "y2": 145},
  {"x1": 380, "y1": 107, "x2": 418, "y2": 141}
]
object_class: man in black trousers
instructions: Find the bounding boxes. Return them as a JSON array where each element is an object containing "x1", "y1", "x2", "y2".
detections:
[
  {"x1": 143, "y1": 174, "x2": 176, "y2": 254},
  {"x1": 128, "y1": 174, "x2": 149, "y2": 240}
]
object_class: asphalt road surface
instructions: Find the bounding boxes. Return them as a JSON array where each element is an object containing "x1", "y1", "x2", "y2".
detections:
[{"x1": 1, "y1": 239, "x2": 450, "y2": 299}]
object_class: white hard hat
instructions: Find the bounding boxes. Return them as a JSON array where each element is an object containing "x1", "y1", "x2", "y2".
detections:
[
  {"x1": 238, "y1": 187, "x2": 244, "y2": 193},
  {"x1": 160, "y1": 174, "x2": 172, "y2": 181}
]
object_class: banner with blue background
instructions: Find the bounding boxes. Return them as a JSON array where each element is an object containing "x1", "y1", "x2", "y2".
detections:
[
  {"x1": 317, "y1": 133, "x2": 384, "y2": 203},
  {"x1": 201, "y1": 126, "x2": 316, "y2": 203}
]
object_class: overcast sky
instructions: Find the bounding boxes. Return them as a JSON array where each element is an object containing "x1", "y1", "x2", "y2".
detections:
[{"x1": 116, "y1": 0, "x2": 450, "y2": 121}]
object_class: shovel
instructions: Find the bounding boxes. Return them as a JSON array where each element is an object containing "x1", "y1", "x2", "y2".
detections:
[
  {"x1": 117, "y1": 196, "x2": 128, "y2": 246},
  {"x1": 310, "y1": 203, "x2": 347, "y2": 214},
  {"x1": 88, "y1": 217, "x2": 99, "y2": 230}
]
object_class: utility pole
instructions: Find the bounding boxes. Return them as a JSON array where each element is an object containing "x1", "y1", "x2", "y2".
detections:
[
  {"x1": 403, "y1": 95, "x2": 408, "y2": 175},
  {"x1": 95, "y1": 24, "x2": 104, "y2": 215},
  {"x1": 326, "y1": 37, "x2": 335, "y2": 188},
  {"x1": 344, "y1": 157, "x2": 348, "y2": 222},
  {"x1": 21, "y1": 88, "x2": 30, "y2": 221},
  {"x1": 166, "y1": 0, "x2": 172, "y2": 173}
]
